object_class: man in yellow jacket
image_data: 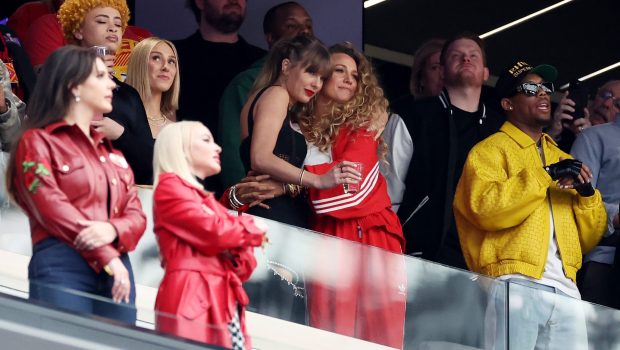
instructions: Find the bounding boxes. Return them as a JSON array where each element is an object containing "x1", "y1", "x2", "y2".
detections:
[{"x1": 454, "y1": 60, "x2": 607, "y2": 349}]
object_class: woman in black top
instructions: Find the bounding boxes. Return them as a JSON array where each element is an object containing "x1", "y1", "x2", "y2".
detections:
[
  {"x1": 58, "y1": 0, "x2": 153, "y2": 185},
  {"x1": 239, "y1": 36, "x2": 361, "y2": 326},
  {"x1": 126, "y1": 37, "x2": 180, "y2": 139},
  {"x1": 240, "y1": 35, "x2": 361, "y2": 228}
]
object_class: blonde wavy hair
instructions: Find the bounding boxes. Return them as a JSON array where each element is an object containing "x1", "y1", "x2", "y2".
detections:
[
  {"x1": 126, "y1": 37, "x2": 180, "y2": 117},
  {"x1": 58, "y1": 0, "x2": 130, "y2": 44},
  {"x1": 153, "y1": 121, "x2": 205, "y2": 191},
  {"x1": 299, "y1": 42, "x2": 389, "y2": 153}
]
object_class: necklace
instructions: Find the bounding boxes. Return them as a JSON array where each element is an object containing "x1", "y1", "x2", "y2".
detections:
[{"x1": 147, "y1": 113, "x2": 169, "y2": 127}]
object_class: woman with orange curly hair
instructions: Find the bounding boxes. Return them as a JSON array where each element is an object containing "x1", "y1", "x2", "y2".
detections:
[
  {"x1": 300, "y1": 43, "x2": 406, "y2": 349},
  {"x1": 56, "y1": 0, "x2": 154, "y2": 185}
]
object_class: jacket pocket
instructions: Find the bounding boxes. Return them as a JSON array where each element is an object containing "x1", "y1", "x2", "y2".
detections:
[
  {"x1": 53, "y1": 158, "x2": 88, "y2": 200},
  {"x1": 178, "y1": 273, "x2": 210, "y2": 320}
]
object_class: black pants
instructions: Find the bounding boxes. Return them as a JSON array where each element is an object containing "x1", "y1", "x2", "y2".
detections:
[
  {"x1": 577, "y1": 261, "x2": 617, "y2": 309},
  {"x1": 28, "y1": 238, "x2": 137, "y2": 323}
]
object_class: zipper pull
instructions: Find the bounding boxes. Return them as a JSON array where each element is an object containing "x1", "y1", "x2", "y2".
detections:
[{"x1": 357, "y1": 225, "x2": 362, "y2": 239}]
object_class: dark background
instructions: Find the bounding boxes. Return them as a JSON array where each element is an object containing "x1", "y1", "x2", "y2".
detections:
[
  {"x1": 365, "y1": 0, "x2": 620, "y2": 101},
  {"x1": 3, "y1": 0, "x2": 618, "y2": 101}
]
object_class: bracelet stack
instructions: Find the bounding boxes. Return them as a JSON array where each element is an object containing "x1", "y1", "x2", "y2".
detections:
[
  {"x1": 285, "y1": 183, "x2": 302, "y2": 198},
  {"x1": 228, "y1": 185, "x2": 245, "y2": 210}
]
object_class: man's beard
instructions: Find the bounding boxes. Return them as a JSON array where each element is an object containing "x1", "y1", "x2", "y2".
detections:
[
  {"x1": 444, "y1": 70, "x2": 483, "y2": 89},
  {"x1": 204, "y1": 8, "x2": 244, "y2": 34}
]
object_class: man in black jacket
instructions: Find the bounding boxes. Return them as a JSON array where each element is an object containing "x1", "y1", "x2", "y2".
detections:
[{"x1": 397, "y1": 32, "x2": 505, "y2": 269}]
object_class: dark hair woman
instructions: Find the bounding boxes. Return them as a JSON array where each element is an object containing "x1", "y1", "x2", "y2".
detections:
[
  {"x1": 6, "y1": 45, "x2": 146, "y2": 323},
  {"x1": 239, "y1": 35, "x2": 361, "y2": 228}
]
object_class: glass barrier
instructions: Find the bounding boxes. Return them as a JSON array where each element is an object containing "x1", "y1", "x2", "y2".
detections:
[
  {"x1": 5, "y1": 185, "x2": 620, "y2": 349},
  {"x1": 0, "y1": 188, "x2": 507, "y2": 349},
  {"x1": 0, "y1": 188, "x2": 164, "y2": 286},
  {"x1": 244, "y1": 217, "x2": 507, "y2": 350},
  {"x1": 0, "y1": 269, "x2": 230, "y2": 349},
  {"x1": 508, "y1": 280, "x2": 620, "y2": 350}
]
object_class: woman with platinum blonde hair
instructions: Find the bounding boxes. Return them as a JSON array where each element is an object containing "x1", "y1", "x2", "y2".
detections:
[
  {"x1": 126, "y1": 37, "x2": 180, "y2": 138},
  {"x1": 152, "y1": 121, "x2": 266, "y2": 349}
]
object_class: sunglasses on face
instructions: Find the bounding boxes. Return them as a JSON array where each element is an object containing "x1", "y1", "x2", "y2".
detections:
[
  {"x1": 597, "y1": 90, "x2": 620, "y2": 109},
  {"x1": 513, "y1": 82, "x2": 555, "y2": 96}
]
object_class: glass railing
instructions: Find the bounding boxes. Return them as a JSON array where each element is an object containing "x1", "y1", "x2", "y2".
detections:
[
  {"x1": 0, "y1": 270, "x2": 225, "y2": 350},
  {"x1": 2, "y1": 186, "x2": 620, "y2": 349},
  {"x1": 243, "y1": 216, "x2": 507, "y2": 350},
  {"x1": 507, "y1": 280, "x2": 620, "y2": 350}
]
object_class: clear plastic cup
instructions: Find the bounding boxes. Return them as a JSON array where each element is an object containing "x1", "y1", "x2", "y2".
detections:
[
  {"x1": 343, "y1": 162, "x2": 363, "y2": 194},
  {"x1": 93, "y1": 45, "x2": 112, "y2": 57}
]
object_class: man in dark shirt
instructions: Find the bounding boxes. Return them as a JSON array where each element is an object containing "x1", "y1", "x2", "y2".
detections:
[
  {"x1": 397, "y1": 32, "x2": 505, "y2": 269},
  {"x1": 174, "y1": 0, "x2": 265, "y2": 194},
  {"x1": 174, "y1": 0, "x2": 265, "y2": 136},
  {"x1": 217, "y1": 2, "x2": 313, "y2": 189}
]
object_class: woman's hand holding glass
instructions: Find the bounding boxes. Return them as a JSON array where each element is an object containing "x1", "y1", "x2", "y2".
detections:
[{"x1": 316, "y1": 160, "x2": 362, "y2": 189}]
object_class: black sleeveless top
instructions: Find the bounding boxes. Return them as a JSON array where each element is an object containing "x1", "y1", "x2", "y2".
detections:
[{"x1": 240, "y1": 87, "x2": 309, "y2": 228}]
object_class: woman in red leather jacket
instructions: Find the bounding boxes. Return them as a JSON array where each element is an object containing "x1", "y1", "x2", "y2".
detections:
[
  {"x1": 5, "y1": 46, "x2": 146, "y2": 323},
  {"x1": 152, "y1": 121, "x2": 266, "y2": 349}
]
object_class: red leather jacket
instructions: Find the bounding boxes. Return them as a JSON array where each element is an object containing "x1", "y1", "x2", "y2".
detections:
[
  {"x1": 153, "y1": 173, "x2": 264, "y2": 348},
  {"x1": 12, "y1": 121, "x2": 146, "y2": 272}
]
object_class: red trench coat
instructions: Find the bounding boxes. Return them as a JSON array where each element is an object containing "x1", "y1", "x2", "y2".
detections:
[{"x1": 153, "y1": 173, "x2": 264, "y2": 349}]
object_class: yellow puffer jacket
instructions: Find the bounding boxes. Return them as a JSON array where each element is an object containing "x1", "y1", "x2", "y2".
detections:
[{"x1": 454, "y1": 122, "x2": 607, "y2": 282}]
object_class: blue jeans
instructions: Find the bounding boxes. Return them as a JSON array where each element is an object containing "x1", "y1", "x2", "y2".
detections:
[
  {"x1": 28, "y1": 238, "x2": 136, "y2": 324},
  {"x1": 487, "y1": 278, "x2": 588, "y2": 350}
]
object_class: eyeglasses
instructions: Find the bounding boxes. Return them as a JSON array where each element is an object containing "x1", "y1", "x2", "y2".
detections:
[
  {"x1": 514, "y1": 82, "x2": 555, "y2": 96},
  {"x1": 596, "y1": 90, "x2": 620, "y2": 109}
]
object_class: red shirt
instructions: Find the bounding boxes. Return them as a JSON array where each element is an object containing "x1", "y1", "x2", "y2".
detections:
[
  {"x1": 23, "y1": 13, "x2": 151, "y2": 78},
  {"x1": 22, "y1": 13, "x2": 64, "y2": 67},
  {"x1": 12, "y1": 121, "x2": 146, "y2": 272},
  {"x1": 7, "y1": 1, "x2": 50, "y2": 43},
  {"x1": 305, "y1": 126, "x2": 405, "y2": 250}
]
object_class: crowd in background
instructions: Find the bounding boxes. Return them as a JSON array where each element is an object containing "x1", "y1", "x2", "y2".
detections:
[{"x1": 1, "y1": 0, "x2": 619, "y2": 349}]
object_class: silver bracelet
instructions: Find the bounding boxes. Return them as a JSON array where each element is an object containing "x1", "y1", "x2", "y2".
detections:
[
  {"x1": 228, "y1": 185, "x2": 241, "y2": 210},
  {"x1": 230, "y1": 185, "x2": 244, "y2": 208}
]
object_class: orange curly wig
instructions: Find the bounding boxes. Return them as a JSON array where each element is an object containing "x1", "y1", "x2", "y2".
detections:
[{"x1": 58, "y1": 0, "x2": 130, "y2": 44}]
